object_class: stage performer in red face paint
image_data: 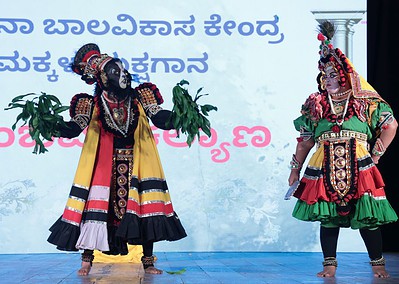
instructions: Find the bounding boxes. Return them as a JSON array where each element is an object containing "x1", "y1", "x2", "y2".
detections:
[
  {"x1": 287, "y1": 21, "x2": 398, "y2": 278},
  {"x1": 46, "y1": 43, "x2": 187, "y2": 275}
]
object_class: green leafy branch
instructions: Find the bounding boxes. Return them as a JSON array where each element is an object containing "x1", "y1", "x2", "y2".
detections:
[
  {"x1": 4, "y1": 92, "x2": 69, "y2": 154},
  {"x1": 167, "y1": 80, "x2": 218, "y2": 146}
]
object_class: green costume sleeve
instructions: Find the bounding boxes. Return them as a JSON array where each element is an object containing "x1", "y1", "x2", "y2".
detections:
[
  {"x1": 370, "y1": 100, "x2": 394, "y2": 131},
  {"x1": 293, "y1": 115, "x2": 316, "y2": 133}
]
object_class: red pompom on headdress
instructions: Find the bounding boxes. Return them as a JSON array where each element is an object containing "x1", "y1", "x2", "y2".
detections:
[{"x1": 317, "y1": 33, "x2": 326, "y2": 41}]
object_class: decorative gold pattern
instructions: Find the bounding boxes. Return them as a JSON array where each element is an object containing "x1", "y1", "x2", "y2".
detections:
[
  {"x1": 336, "y1": 169, "x2": 346, "y2": 179},
  {"x1": 118, "y1": 188, "x2": 127, "y2": 196},
  {"x1": 112, "y1": 107, "x2": 125, "y2": 126},
  {"x1": 72, "y1": 97, "x2": 93, "y2": 129},
  {"x1": 146, "y1": 104, "x2": 163, "y2": 118},
  {"x1": 111, "y1": 149, "x2": 134, "y2": 220},
  {"x1": 137, "y1": 88, "x2": 158, "y2": 106},
  {"x1": 117, "y1": 164, "x2": 128, "y2": 174},
  {"x1": 333, "y1": 104, "x2": 344, "y2": 114},
  {"x1": 82, "y1": 54, "x2": 113, "y2": 85},
  {"x1": 328, "y1": 94, "x2": 350, "y2": 126},
  {"x1": 335, "y1": 157, "x2": 346, "y2": 168},
  {"x1": 116, "y1": 149, "x2": 134, "y2": 160},
  {"x1": 100, "y1": 93, "x2": 133, "y2": 137},
  {"x1": 328, "y1": 140, "x2": 352, "y2": 199},
  {"x1": 318, "y1": 130, "x2": 367, "y2": 143},
  {"x1": 75, "y1": 97, "x2": 93, "y2": 115},
  {"x1": 118, "y1": 199, "x2": 126, "y2": 207},
  {"x1": 334, "y1": 146, "x2": 345, "y2": 157}
]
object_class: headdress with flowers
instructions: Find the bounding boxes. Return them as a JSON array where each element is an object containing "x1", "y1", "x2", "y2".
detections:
[
  {"x1": 316, "y1": 21, "x2": 354, "y2": 93},
  {"x1": 316, "y1": 21, "x2": 385, "y2": 102},
  {"x1": 300, "y1": 20, "x2": 387, "y2": 125}
]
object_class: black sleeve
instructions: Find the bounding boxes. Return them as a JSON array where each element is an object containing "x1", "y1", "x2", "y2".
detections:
[
  {"x1": 150, "y1": 109, "x2": 174, "y2": 130},
  {"x1": 56, "y1": 93, "x2": 94, "y2": 138},
  {"x1": 57, "y1": 121, "x2": 85, "y2": 138},
  {"x1": 135, "y1": 82, "x2": 174, "y2": 130}
]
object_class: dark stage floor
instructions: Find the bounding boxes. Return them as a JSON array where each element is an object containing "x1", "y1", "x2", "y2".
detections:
[{"x1": 0, "y1": 252, "x2": 398, "y2": 284}]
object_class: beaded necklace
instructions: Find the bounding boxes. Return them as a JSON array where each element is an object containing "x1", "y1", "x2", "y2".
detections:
[
  {"x1": 100, "y1": 92, "x2": 131, "y2": 137},
  {"x1": 328, "y1": 93, "x2": 350, "y2": 127},
  {"x1": 329, "y1": 88, "x2": 352, "y2": 98}
]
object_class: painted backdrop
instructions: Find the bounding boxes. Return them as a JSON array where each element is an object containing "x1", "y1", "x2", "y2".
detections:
[{"x1": 0, "y1": 0, "x2": 368, "y2": 253}]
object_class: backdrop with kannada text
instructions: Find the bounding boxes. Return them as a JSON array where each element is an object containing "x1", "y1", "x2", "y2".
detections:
[{"x1": 0, "y1": 0, "x2": 368, "y2": 253}]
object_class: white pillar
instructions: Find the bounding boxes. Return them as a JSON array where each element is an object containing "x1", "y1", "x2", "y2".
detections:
[{"x1": 311, "y1": 11, "x2": 366, "y2": 60}]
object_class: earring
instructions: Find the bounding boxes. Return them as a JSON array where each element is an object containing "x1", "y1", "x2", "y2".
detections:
[{"x1": 100, "y1": 72, "x2": 108, "y2": 88}]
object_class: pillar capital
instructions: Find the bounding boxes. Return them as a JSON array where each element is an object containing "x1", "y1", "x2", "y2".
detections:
[{"x1": 311, "y1": 11, "x2": 366, "y2": 59}]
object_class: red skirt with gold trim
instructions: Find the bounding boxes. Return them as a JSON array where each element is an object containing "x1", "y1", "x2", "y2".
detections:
[{"x1": 292, "y1": 139, "x2": 398, "y2": 228}]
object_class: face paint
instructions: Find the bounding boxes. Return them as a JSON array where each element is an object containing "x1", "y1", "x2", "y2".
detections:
[
  {"x1": 104, "y1": 59, "x2": 130, "y2": 90},
  {"x1": 323, "y1": 65, "x2": 340, "y2": 94}
]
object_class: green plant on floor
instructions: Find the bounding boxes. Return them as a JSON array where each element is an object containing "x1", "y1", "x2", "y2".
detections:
[{"x1": 165, "y1": 268, "x2": 187, "y2": 274}]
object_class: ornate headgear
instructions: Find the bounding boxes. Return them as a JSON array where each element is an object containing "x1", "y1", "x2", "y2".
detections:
[
  {"x1": 317, "y1": 21, "x2": 353, "y2": 89},
  {"x1": 71, "y1": 43, "x2": 114, "y2": 86},
  {"x1": 316, "y1": 21, "x2": 384, "y2": 100}
]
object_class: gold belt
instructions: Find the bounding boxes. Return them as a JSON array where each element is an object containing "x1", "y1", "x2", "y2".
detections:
[
  {"x1": 317, "y1": 130, "x2": 369, "y2": 149},
  {"x1": 318, "y1": 130, "x2": 368, "y2": 142},
  {"x1": 114, "y1": 148, "x2": 133, "y2": 161}
]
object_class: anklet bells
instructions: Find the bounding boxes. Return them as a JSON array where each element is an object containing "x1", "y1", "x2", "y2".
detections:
[
  {"x1": 370, "y1": 256, "x2": 385, "y2": 266},
  {"x1": 322, "y1": 257, "x2": 338, "y2": 267},
  {"x1": 81, "y1": 253, "x2": 95, "y2": 266},
  {"x1": 141, "y1": 255, "x2": 156, "y2": 269}
]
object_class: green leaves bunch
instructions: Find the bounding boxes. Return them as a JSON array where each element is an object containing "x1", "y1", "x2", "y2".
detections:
[
  {"x1": 4, "y1": 92, "x2": 69, "y2": 154},
  {"x1": 168, "y1": 80, "x2": 218, "y2": 147}
]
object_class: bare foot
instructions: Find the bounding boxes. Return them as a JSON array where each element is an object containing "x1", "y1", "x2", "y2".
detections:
[
  {"x1": 77, "y1": 261, "x2": 91, "y2": 276},
  {"x1": 372, "y1": 265, "x2": 390, "y2": 278},
  {"x1": 317, "y1": 266, "x2": 336, "y2": 277},
  {"x1": 145, "y1": 266, "x2": 163, "y2": 274}
]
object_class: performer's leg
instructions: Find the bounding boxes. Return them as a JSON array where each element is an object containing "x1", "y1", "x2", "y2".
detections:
[
  {"x1": 360, "y1": 227, "x2": 389, "y2": 278},
  {"x1": 78, "y1": 249, "x2": 94, "y2": 276},
  {"x1": 141, "y1": 242, "x2": 163, "y2": 274},
  {"x1": 317, "y1": 226, "x2": 339, "y2": 277}
]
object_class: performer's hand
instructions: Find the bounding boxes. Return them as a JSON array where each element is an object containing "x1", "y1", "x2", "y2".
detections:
[
  {"x1": 371, "y1": 155, "x2": 381, "y2": 165},
  {"x1": 288, "y1": 169, "x2": 300, "y2": 186}
]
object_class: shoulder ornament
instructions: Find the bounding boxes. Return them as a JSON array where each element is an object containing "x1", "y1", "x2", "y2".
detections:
[
  {"x1": 135, "y1": 82, "x2": 164, "y2": 118},
  {"x1": 70, "y1": 93, "x2": 94, "y2": 130},
  {"x1": 300, "y1": 92, "x2": 324, "y2": 122}
]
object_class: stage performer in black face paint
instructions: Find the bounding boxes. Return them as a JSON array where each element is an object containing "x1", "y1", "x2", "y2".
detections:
[
  {"x1": 46, "y1": 43, "x2": 187, "y2": 275},
  {"x1": 287, "y1": 21, "x2": 398, "y2": 278}
]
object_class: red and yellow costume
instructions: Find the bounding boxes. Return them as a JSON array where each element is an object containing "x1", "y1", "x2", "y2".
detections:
[{"x1": 47, "y1": 44, "x2": 186, "y2": 256}]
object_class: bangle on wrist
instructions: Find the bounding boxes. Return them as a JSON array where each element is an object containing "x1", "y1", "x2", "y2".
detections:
[
  {"x1": 371, "y1": 138, "x2": 386, "y2": 157},
  {"x1": 290, "y1": 154, "x2": 302, "y2": 170}
]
